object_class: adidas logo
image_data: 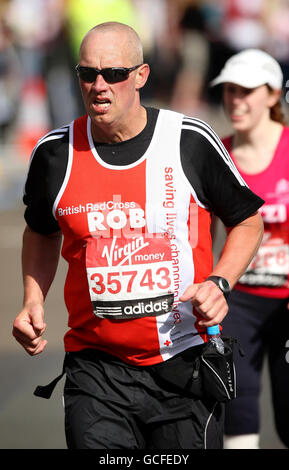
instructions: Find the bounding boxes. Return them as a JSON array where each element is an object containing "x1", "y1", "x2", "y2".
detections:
[{"x1": 124, "y1": 300, "x2": 169, "y2": 315}]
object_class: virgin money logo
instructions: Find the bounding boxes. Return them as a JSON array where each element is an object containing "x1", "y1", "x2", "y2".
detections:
[{"x1": 101, "y1": 236, "x2": 149, "y2": 266}]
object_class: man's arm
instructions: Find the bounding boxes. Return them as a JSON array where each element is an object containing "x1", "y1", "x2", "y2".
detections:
[
  {"x1": 180, "y1": 212, "x2": 264, "y2": 327},
  {"x1": 12, "y1": 225, "x2": 62, "y2": 355}
]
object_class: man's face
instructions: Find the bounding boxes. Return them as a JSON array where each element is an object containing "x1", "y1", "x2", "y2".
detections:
[{"x1": 78, "y1": 30, "x2": 143, "y2": 139}]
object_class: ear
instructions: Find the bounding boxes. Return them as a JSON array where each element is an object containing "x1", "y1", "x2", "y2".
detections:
[
  {"x1": 135, "y1": 64, "x2": 150, "y2": 90},
  {"x1": 268, "y1": 88, "x2": 281, "y2": 107}
]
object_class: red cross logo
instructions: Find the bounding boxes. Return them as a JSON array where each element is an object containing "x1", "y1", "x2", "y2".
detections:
[{"x1": 164, "y1": 340, "x2": 171, "y2": 347}]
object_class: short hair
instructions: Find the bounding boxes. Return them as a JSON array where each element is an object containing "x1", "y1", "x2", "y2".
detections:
[{"x1": 80, "y1": 22, "x2": 143, "y2": 65}]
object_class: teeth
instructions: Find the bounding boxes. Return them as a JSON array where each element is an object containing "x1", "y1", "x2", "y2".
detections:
[
  {"x1": 233, "y1": 109, "x2": 246, "y2": 116},
  {"x1": 93, "y1": 101, "x2": 110, "y2": 108}
]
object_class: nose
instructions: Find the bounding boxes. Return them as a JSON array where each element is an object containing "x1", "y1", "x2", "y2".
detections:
[
  {"x1": 91, "y1": 73, "x2": 109, "y2": 91},
  {"x1": 233, "y1": 87, "x2": 249, "y2": 102},
  {"x1": 232, "y1": 93, "x2": 243, "y2": 104}
]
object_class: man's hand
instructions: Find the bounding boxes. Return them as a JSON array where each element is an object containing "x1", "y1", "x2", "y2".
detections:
[
  {"x1": 12, "y1": 303, "x2": 47, "y2": 356},
  {"x1": 12, "y1": 225, "x2": 62, "y2": 356},
  {"x1": 179, "y1": 280, "x2": 228, "y2": 327}
]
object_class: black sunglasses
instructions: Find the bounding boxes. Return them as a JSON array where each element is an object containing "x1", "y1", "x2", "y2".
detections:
[{"x1": 75, "y1": 64, "x2": 142, "y2": 84}]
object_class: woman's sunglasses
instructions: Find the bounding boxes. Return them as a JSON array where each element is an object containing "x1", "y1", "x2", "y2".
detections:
[{"x1": 75, "y1": 64, "x2": 142, "y2": 84}]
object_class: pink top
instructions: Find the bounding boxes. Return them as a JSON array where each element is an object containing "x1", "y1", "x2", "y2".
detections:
[{"x1": 223, "y1": 127, "x2": 289, "y2": 298}]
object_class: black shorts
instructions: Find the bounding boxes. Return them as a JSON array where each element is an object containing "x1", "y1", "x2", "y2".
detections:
[{"x1": 63, "y1": 348, "x2": 224, "y2": 449}]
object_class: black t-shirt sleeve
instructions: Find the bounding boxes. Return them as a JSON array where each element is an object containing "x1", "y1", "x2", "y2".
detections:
[
  {"x1": 180, "y1": 118, "x2": 264, "y2": 226},
  {"x1": 23, "y1": 130, "x2": 69, "y2": 234}
]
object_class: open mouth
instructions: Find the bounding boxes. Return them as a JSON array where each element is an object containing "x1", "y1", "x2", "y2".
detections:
[
  {"x1": 231, "y1": 108, "x2": 247, "y2": 119},
  {"x1": 92, "y1": 98, "x2": 111, "y2": 111}
]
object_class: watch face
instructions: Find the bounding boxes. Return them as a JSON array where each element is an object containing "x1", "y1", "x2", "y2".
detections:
[{"x1": 219, "y1": 278, "x2": 230, "y2": 292}]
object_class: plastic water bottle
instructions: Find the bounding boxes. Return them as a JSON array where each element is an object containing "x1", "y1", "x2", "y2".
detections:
[{"x1": 207, "y1": 324, "x2": 224, "y2": 354}]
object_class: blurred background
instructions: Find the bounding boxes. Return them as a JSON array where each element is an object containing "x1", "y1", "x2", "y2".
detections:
[{"x1": 0, "y1": 0, "x2": 289, "y2": 449}]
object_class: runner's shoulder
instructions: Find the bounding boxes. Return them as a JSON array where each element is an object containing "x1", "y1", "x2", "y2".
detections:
[
  {"x1": 180, "y1": 115, "x2": 233, "y2": 173},
  {"x1": 181, "y1": 115, "x2": 224, "y2": 151},
  {"x1": 31, "y1": 124, "x2": 70, "y2": 161}
]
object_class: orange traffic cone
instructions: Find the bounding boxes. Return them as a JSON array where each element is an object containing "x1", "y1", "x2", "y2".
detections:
[{"x1": 14, "y1": 77, "x2": 50, "y2": 160}]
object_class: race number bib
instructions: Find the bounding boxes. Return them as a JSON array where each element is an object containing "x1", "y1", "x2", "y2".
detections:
[
  {"x1": 86, "y1": 234, "x2": 175, "y2": 319},
  {"x1": 239, "y1": 233, "x2": 289, "y2": 287}
]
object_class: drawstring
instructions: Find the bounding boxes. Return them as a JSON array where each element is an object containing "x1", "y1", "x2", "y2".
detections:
[{"x1": 34, "y1": 355, "x2": 67, "y2": 399}]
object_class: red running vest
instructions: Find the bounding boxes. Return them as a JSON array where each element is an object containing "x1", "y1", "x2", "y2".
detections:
[{"x1": 54, "y1": 111, "x2": 213, "y2": 365}]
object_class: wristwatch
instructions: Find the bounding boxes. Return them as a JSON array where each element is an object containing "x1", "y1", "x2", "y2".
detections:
[{"x1": 205, "y1": 276, "x2": 231, "y2": 299}]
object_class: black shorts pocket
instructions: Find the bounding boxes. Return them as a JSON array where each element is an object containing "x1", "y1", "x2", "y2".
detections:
[{"x1": 150, "y1": 344, "x2": 204, "y2": 397}]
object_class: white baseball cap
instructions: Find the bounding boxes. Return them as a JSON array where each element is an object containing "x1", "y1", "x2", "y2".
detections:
[{"x1": 210, "y1": 49, "x2": 283, "y2": 89}]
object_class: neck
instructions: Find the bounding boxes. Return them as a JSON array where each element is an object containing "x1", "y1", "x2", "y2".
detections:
[
  {"x1": 91, "y1": 105, "x2": 147, "y2": 143},
  {"x1": 232, "y1": 118, "x2": 283, "y2": 174}
]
